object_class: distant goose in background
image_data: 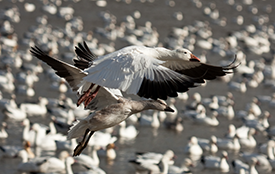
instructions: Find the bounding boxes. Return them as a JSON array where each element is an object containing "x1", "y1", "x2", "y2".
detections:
[
  {"x1": 228, "y1": 80, "x2": 247, "y2": 93},
  {"x1": 165, "y1": 116, "x2": 184, "y2": 132},
  {"x1": 31, "y1": 123, "x2": 66, "y2": 151},
  {"x1": 30, "y1": 41, "x2": 238, "y2": 108},
  {"x1": 0, "y1": 93, "x2": 17, "y2": 110},
  {"x1": 16, "y1": 84, "x2": 35, "y2": 97},
  {"x1": 186, "y1": 92, "x2": 202, "y2": 110},
  {"x1": 0, "y1": 141, "x2": 34, "y2": 159},
  {"x1": 239, "y1": 152, "x2": 272, "y2": 172},
  {"x1": 216, "y1": 135, "x2": 241, "y2": 151},
  {"x1": 97, "y1": 143, "x2": 117, "y2": 161},
  {"x1": 191, "y1": 111, "x2": 219, "y2": 126},
  {"x1": 168, "y1": 158, "x2": 193, "y2": 174},
  {"x1": 0, "y1": 122, "x2": 8, "y2": 139},
  {"x1": 202, "y1": 95, "x2": 219, "y2": 110},
  {"x1": 3, "y1": 104, "x2": 27, "y2": 121},
  {"x1": 19, "y1": 97, "x2": 48, "y2": 117},
  {"x1": 118, "y1": 120, "x2": 138, "y2": 139},
  {"x1": 184, "y1": 136, "x2": 203, "y2": 156},
  {"x1": 134, "y1": 150, "x2": 175, "y2": 165},
  {"x1": 17, "y1": 150, "x2": 72, "y2": 173},
  {"x1": 259, "y1": 139, "x2": 275, "y2": 158},
  {"x1": 245, "y1": 97, "x2": 262, "y2": 117},
  {"x1": 201, "y1": 151, "x2": 230, "y2": 172},
  {"x1": 232, "y1": 157, "x2": 259, "y2": 174},
  {"x1": 243, "y1": 111, "x2": 270, "y2": 132},
  {"x1": 74, "y1": 145, "x2": 101, "y2": 167},
  {"x1": 165, "y1": 98, "x2": 178, "y2": 122},
  {"x1": 139, "y1": 110, "x2": 161, "y2": 128},
  {"x1": 22, "y1": 119, "x2": 38, "y2": 144},
  {"x1": 88, "y1": 131, "x2": 117, "y2": 148},
  {"x1": 239, "y1": 128, "x2": 257, "y2": 148},
  {"x1": 197, "y1": 135, "x2": 218, "y2": 153},
  {"x1": 129, "y1": 150, "x2": 175, "y2": 173}
]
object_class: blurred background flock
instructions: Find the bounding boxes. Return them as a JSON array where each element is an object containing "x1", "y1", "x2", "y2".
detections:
[{"x1": 0, "y1": 0, "x2": 275, "y2": 173}]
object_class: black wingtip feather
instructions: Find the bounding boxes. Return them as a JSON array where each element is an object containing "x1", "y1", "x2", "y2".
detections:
[{"x1": 74, "y1": 41, "x2": 98, "y2": 70}]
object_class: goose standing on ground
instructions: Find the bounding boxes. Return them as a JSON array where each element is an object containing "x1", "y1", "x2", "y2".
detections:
[{"x1": 30, "y1": 41, "x2": 238, "y2": 108}]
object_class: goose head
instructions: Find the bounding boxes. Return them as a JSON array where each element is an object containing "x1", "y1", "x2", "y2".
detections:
[
  {"x1": 147, "y1": 99, "x2": 174, "y2": 112},
  {"x1": 221, "y1": 151, "x2": 228, "y2": 159},
  {"x1": 173, "y1": 48, "x2": 201, "y2": 62},
  {"x1": 182, "y1": 158, "x2": 193, "y2": 168}
]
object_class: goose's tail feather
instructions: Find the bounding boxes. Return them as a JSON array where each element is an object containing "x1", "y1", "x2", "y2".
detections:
[{"x1": 67, "y1": 119, "x2": 89, "y2": 140}]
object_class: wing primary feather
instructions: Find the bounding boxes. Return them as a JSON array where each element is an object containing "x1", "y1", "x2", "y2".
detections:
[
  {"x1": 153, "y1": 69, "x2": 168, "y2": 100},
  {"x1": 74, "y1": 41, "x2": 98, "y2": 70},
  {"x1": 222, "y1": 55, "x2": 241, "y2": 71},
  {"x1": 30, "y1": 46, "x2": 86, "y2": 91}
]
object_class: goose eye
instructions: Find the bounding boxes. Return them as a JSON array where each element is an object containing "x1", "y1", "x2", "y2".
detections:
[{"x1": 184, "y1": 52, "x2": 187, "y2": 54}]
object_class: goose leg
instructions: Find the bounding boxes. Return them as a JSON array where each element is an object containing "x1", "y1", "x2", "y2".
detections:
[
  {"x1": 84, "y1": 86, "x2": 100, "y2": 107},
  {"x1": 73, "y1": 129, "x2": 95, "y2": 156},
  {"x1": 77, "y1": 84, "x2": 95, "y2": 106},
  {"x1": 77, "y1": 84, "x2": 101, "y2": 107},
  {"x1": 82, "y1": 130, "x2": 94, "y2": 151}
]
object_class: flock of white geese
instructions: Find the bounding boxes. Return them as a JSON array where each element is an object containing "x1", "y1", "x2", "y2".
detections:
[{"x1": 1, "y1": 0, "x2": 275, "y2": 174}]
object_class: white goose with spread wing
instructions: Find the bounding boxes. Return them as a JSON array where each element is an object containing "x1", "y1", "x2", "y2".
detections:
[{"x1": 30, "y1": 41, "x2": 238, "y2": 108}]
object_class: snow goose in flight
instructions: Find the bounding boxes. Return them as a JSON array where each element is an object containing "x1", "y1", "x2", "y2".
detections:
[
  {"x1": 30, "y1": 41, "x2": 238, "y2": 108},
  {"x1": 66, "y1": 87, "x2": 174, "y2": 156}
]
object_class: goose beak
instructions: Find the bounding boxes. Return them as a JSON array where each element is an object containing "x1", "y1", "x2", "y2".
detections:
[
  {"x1": 190, "y1": 54, "x2": 200, "y2": 62},
  {"x1": 164, "y1": 106, "x2": 174, "y2": 112}
]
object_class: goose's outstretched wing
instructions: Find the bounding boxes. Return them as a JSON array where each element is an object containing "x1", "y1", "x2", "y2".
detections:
[
  {"x1": 80, "y1": 46, "x2": 205, "y2": 100},
  {"x1": 30, "y1": 46, "x2": 87, "y2": 91},
  {"x1": 161, "y1": 56, "x2": 239, "y2": 80}
]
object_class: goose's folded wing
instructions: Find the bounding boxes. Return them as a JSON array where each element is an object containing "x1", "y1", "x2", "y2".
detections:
[
  {"x1": 83, "y1": 47, "x2": 204, "y2": 100},
  {"x1": 161, "y1": 57, "x2": 239, "y2": 80},
  {"x1": 30, "y1": 46, "x2": 87, "y2": 91},
  {"x1": 85, "y1": 87, "x2": 122, "y2": 111}
]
